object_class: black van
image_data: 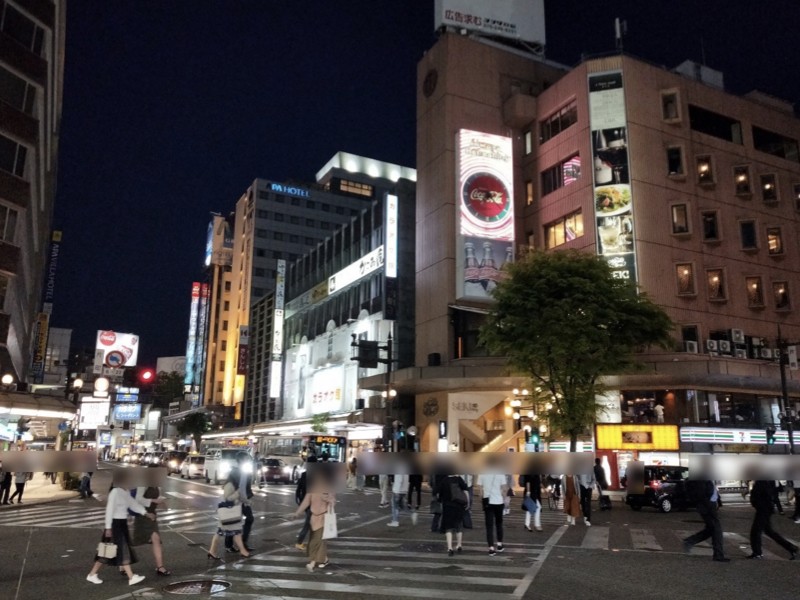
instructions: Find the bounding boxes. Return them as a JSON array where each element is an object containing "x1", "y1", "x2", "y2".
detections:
[{"x1": 624, "y1": 465, "x2": 693, "y2": 513}]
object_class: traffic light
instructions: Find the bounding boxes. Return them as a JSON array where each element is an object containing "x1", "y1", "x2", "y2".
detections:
[
  {"x1": 138, "y1": 368, "x2": 155, "y2": 384},
  {"x1": 766, "y1": 425, "x2": 777, "y2": 445}
]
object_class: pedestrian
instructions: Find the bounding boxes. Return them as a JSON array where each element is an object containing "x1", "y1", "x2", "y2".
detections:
[
  {"x1": 79, "y1": 471, "x2": 94, "y2": 499},
  {"x1": 772, "y1": 481, "x2": 785, "y2": 515},
  {"x1": 294, "y1": 455, "x2": 316, "y2": 550},
  {"x1": 682, "y1": 479, "x2": 729, "y2": 562},
  {"x1": 207, "y1": 469, "x2": 252, "y2": 560},
  {"x1": 477, "y1": 471, "x2": 506, "y2": 555},
  {"x1": 408, "y1": 473, "x2": 423, "y2": 510},
  {"x1": 290, "y1": 476, "x2": 336, "y2": 572},
  {"x1": 577, "y1": 469, "x2": 596, "y2": 526},
  {"x1": 563, "y1": 474, "x2": 582, "y2": 526},
  {"x1": 388, "y1": 471, "x2": 418, "y2": 527},
  {"x1": 503, "y1": 449, "x2": 515, "y2": 516},
  {"x1": 791, "y1": 480, "x2": 800, "y2": 524},
  {"x1": 223, "y1": 452, "x2": 254, "y2": 554},
  {"x1": 86, "y1": 470, "x2": 153, "y2": 586},
  {"x1": 0, "y1": 464, "x2": 10, "y2": 505},
  {"x1": 379, "y1": 473, "x2": 390, "y2": 508},
  {"x1": 654, "y1": 402, "x2": 665, "y2": 423},
  {"x1": 9, "y1": 471, "x2": 31, "y2": 504},
  {"x1": 130, "y1": 468, "x2": 171, "y2": 576},
  {"x1": 748, "y1": 480, "x2": 798, "y2": 560},
  {"x1": 594, "y1": 458, "x2": 610, "y2": 510},
  {"x1": 354, "y1": 457, "x2": 365, "y2": 492},
  {"x1": 521, "y1": 472, "x2": 542, "y2": 532},
  {"x1": 434, "y1": 472, "x2": 469, "y2": 556}
]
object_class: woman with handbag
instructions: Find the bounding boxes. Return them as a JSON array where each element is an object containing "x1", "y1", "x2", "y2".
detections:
[
  {"x1": 434, "y1": 473, "x2": 469, "y2": 556},
  {"x1": 290, "y1": 481, "x2": 336, "y2": 572},
  {"x1": 130, "y1": 466, "x2": 171, "y2": 576},
  {"x1": 207, "y1": 471, "x2": 251, "y2": 560},
  {"x1": 521, "y1": 473, "x2": 543, "y2": 532},
  {"x1": 86, "y1": 470, "x2": 154, "y2": 586}
]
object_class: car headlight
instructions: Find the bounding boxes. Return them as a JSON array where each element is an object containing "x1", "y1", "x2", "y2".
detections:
[
  {"x1": 220, "y1": 462, "x2": 231, "y2": 474},
  {"x1": 283, "y1": 466, "x2": 292, "y2": 474},
  {"x1": 241, "y1": 462, "x2": 253, "y2": 474},
  {"x1": 169, "y1": 460, "x2": 177, "y2": 468}
]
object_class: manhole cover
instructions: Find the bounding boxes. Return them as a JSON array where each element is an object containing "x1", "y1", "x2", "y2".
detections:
[{"x1": 163, "y1": 580, "x2": 232, "y2": 595}]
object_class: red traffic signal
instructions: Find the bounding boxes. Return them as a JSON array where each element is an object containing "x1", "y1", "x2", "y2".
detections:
[{"x1": 138, "y1": 368, "x2": 155, "y2": 383}]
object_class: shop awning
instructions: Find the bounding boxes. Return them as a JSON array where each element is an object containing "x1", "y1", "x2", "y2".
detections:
[{"x1": 0, "y1": 391, "x2": 77, "y2": 419}]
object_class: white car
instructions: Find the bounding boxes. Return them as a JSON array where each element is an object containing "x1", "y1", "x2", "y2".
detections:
[
  {"x1": 180, "y1": 455, "x2": 206, "y2": 479},
  {"x1": 204, "y1": 449, "x2": 247, "y2": 484}
]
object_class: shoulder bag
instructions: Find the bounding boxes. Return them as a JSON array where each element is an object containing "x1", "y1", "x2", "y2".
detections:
[
  {"x1": 322, "y1": 504, "x2": 338, "y2": 540},
  {"x1": 217, "y1": 500, "x2": 243, "y2": 525}
]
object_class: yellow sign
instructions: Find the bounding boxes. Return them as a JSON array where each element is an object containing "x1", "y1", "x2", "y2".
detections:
[
  {"x1": 595, "y1": 424, "x2": 679, "y2": 451},
  {"x1": 228, "y1": 438, "x2": 250, "y2": 447},
  {"x1": 312, "y1": 436, "x2": 343, "y2": 445}
]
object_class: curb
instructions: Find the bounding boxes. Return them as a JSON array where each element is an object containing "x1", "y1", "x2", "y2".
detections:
[{"x1": 0, "y1": 491, "x2": 80, "y2": 510}]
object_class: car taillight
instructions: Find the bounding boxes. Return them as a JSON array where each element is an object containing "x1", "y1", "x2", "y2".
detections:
[{"x1": 649, "y1": 480, "x2": 661, "y2": 491}]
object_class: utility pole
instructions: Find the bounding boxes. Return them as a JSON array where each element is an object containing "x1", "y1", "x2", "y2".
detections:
[
  {"x1": 351, "y1": 332, "x2": 397, "y2": 451},
  {"x1": 777, "y1": 328, "x2": 797, "y2": 454}
]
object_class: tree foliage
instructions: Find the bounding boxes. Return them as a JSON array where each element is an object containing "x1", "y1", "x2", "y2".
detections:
[
  {"x1": 311, "y1": 412, "x2": 330, "y2": 433},
  {"x1": 480, "y1": 250, "x2": 673, "y2": 450},
  {"x1": 176, "y1": 412, "x2": 212, "y2": 452},
  {"x1": 153, "y1": 371, "x2": 185, "y2": 409}
]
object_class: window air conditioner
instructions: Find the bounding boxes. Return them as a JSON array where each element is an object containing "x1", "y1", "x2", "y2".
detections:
[
  {"x1": 684, "y1": 341, "x2": 699, "y2": 354},
  {"x1": 772, "y1": 349, "x2": 782, "y2": 360},
  {"x1": 718, "y1": 340, "x2": 732, "y2": 353},
  {"x1": 730, "y1": 329, "x2": 745, "y2": 344},
  {"x1": 760, "y1": 347, "x2": 773, "y2": 359},
  {"x1": 750, "y1": 337, "x2": 762, "y2": 347},
  {"x1": 705, "y1": 339, "x2": 718, "y2": 352},
  {"x1": 735, "y1": 349, "x2": 748, "y2": 359}
]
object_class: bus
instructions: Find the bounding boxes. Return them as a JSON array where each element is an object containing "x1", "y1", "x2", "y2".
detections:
[{"x1": 258, "y1": 434, "x2": 347, "y2": 480}]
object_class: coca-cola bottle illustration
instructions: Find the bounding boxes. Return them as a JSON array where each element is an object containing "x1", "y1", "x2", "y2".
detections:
[
  {"x1": 479, "y1": 242, "x2": 499, "y2": 292},
  {"x1": 464, "y1": 242, "x2": 483, "y2": 296},
  {"x1": 497, "y1": 246, "x2": 513, "y2": 281}
]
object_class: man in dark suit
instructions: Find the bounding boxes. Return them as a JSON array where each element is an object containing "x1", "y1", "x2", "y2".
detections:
[
  {"x1": 683, "y1": 479, "x2": 729, "y2": 562},
  {"x1": 225, "y1": 452, "x2": 255, "y2": 553},
  {"x1": 749, "y1": 480, "x2": 798, "y2": 560}
]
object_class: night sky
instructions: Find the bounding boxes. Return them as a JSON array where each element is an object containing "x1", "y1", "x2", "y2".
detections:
[{"x1": 52, "y1": 1, "x2": 800, "y2": 365}]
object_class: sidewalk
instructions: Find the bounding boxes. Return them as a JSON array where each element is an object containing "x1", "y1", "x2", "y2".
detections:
[{"x1": 0, "y1": 473, "x2": 78, "y2": 508}]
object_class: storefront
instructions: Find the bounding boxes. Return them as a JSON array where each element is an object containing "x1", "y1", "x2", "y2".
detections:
[{"x1": 595, "y1": 424, "x2": 680, "y2": 489}]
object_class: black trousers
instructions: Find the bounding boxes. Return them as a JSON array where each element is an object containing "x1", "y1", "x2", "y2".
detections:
[
  {"x1": 296, "y1": 507, "x2": 311, "y2": 544},
  {"x1": 407, "y1": 475, "x2": 422, "y2": 508},
  {"x1": 793, "y1": 490, "x2": 800, "y2": 520},
  {"x1": 484, "y1": 503, "x2": 504, "y2": 548},
  {"x1": 9, "y1": 482, "x2": 24, "y2": 503},
  {"x1": 579, "y1": 485, "x2": 592, "y2": 522},
  {"x1": 0, "y1": 482, "x2": 10, "y2": 503},
  {"x1": 750, "y1": 509, "x2": 796, "y2": 556},
  {"x1": 225, "y1": 504, "x2": 254, "y2": 547},
  {"x1": 684, "y1": 501, "x2": 724, "y2": 559}
]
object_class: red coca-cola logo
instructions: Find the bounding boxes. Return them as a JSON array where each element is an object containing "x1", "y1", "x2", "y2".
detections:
[
  {"x1": 99, "y1": 330, "x2": 116, "y2": 346},
  {"x1": 462, "y1": 173, "x2": 511, "y2": 223}
]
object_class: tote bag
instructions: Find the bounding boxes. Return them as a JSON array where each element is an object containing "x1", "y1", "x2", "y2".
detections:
[
  {"x1": 217, "y1": 501, "x2": 243, "y2": 526},
  {"x1": 96, "y1": 541, "x2": 117, "y2": 559},
  {"x1": 322, "y1": 504, "x2": 338, "y2": 540}
]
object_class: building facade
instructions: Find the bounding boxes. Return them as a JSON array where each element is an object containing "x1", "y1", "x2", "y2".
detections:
[
  {"x1": 395, "y1": 30, "x2": 800, "y2": 474},
  {"x1": 0, "y1": 0, "x2": 65, "y2": 383}
]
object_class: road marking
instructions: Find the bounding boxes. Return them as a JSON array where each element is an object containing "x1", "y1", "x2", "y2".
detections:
[
  {"x1": 630, "y1": 528, "x2": 662, "y2": 551},
  {"x1": 725, "y1": 531, "x2": 781, "y2": 559},
  {"x1": 512, "y1": 525, "x2": 568, "y2": 599},
  {"x1": 187, "y1": 489, "x2": 220, "y2": 498},
  {"x1": 580, "y1": 525, "x2": 609, "y2": 549},
  {"x1": 165, "y1": 491, "x2": 193, "y2": 499}
]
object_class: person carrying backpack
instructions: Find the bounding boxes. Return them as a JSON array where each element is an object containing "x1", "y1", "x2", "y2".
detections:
[{"x1": 434, "y1": 472, "x2": 469, "y2": 556}]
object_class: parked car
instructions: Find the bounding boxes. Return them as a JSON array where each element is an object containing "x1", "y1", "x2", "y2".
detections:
[
  {"x1": 129, "y1": 453, "x2": 144, "y2": 464},
  {"x1": 204, "y1": 448, "x2": 248, "y2": 484},
  {"x1": 163, "y1": 451, "x2": 188, "y2": 474},
  {"x1": 258, "y1": 458, "x2": 294, "y2": 484},
  {"x1": 141, "y1": 452, "x2": 155, "y2": 465},
  {"x1": 180, "y1": 455, "x2": 206, "y2": 479},
  {"x1": 625, "y1": 465, "x2": 692, "y2": 513}
]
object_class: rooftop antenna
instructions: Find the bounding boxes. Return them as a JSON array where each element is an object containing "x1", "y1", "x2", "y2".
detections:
[{"x1": 614, "y1": 17, "x2": 627, "y2": 50}]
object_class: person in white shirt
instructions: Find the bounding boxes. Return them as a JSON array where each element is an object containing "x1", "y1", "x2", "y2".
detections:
[
  {"x1": 654, "y1": 403, "x2": 665, "y2": 423},
  {"x1": 477, "y1": 472, "x2": 506, "y2": 555},
  {"x1": 86, "y1": 470, "x2": 154, "y2": 586},
  {"x1": 387, "y1": 472, "x2": 418, "y2": 527}
]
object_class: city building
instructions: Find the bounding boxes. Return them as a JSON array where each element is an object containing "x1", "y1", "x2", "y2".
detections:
[
  {"x1": 0, "y1": 0, "x2": 66, "y2": 384},
  {"x1": 202, "y1": 152, "x2": 416, "y2": 424},
  {"x1": 382, "y1": 19, "x2": 800, "y2": 476}
]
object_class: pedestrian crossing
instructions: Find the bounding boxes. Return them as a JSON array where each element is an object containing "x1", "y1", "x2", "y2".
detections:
[{"x1": 101, "y1": 536, "x2": 547, "y2": 600}]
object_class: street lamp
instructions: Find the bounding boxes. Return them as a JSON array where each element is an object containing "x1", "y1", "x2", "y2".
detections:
[{"x1": 1, "y1": 374, "x2": 14, "y2": 390}]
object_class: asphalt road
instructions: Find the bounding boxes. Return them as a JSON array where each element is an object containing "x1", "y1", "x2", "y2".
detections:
[{"x1": 1, "y1": 465, "x2": 798, "y2": 599}]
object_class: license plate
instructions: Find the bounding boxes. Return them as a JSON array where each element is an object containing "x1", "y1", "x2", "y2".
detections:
[{"x1": 273, "y1": 475, "x2": 281, "y2": 479}]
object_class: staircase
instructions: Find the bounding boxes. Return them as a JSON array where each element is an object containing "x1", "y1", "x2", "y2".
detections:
[{"x1": 481, "y1": 426, "x2": 526, "y2": 453}]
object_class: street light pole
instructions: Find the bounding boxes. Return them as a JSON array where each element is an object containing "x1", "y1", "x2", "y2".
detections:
[{"x1": 777, "y1": 330, "x2": 796, "y2": 455}]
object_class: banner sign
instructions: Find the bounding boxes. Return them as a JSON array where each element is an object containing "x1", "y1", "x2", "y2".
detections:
[
  {"x1": 95, "y1": 330, "x2": 139, "y2": 368},
  {"x1": 113, "y1": 404, "x2": 142, "y2": 421},
  {"x1": 183, "y1": 282, "x2": 201, "y2": 386},
  {"x1": 237, "y1": 326, "x2": 250, "y2": 375},
  {"x1": 30, "y1": 312, "x2": 49, "y2": 382},
  {"x1": 434, "y1": 0, "x2": 545, "y2": 45}
]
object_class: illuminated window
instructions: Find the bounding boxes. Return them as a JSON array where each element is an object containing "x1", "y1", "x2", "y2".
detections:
[
  {"x1": 540, "y1": 100, "x2": 578, "y2": 143},
  {"x1": 526, "y1": 180, "x2": 534, "y2": 205},
  {"x1": 706, "y1": 269, "x2": 726, "y2": 301},
  {"x1": 766, "y1": 227, "x2": 783, "y2": 255},
  {"x1": 544, "y1": 210, "x2": 584, "y2": 249},
  {"x1": 666, "y1": 146, "x2": 684, "y2": 176},
  {"x1": 523, "y1": 130, "x2": 533, "y2": 155},
  {"x1": 696, "y1": 155, "x2": 714, "y2": 185},
  {"x1": 739, "y1": 220, "x2": 757, "y2": 250},
  {"x1": 541, "y1": 154, "x2": 580, "y2": 196},
  {"x1": 339, "y1": 179, "x2": 374, "y2": 198},
  {"x1": 745, "y1": 277, "x2": 764, "y2": 308},
  {"x1": 774, "y1": 281, "x2": 791, "y2": 310},
  {"x1": 670, "y1": 204, "x2": 689, "y2": 234},
  {"x1": 675, "y1": 263, "x2": 695, "y2": 295},
  {"x1": 760, "y1": 174, "x2": 778, "y2": 203},
  {"x1": 734, "y1": 166, "x2": 751, "y2": 195}
]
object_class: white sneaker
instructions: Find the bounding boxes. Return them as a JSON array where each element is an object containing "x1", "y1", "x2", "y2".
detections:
[
  {"x1": 129, "y1": 574, "x2": 145, "y2": 586},
  {"x1": 411, "y1": 511, "x2": 418, "y2": 525},
  {"x1": 584, "y1": 518, "x2": 591, "y2": 527},
  {"x1": 386, "y1": 521, "x2": 400, "y2": 527},
  {"x1": 86, "y1": 574, "x2": 102, "y2": 585}
]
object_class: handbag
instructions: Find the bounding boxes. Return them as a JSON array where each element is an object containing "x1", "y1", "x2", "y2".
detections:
[
  {"x1": 430, "y1": 512, "x2": 441, "y2": 532},
  {"x1": 97, "y1": 541, "x2": 117, "y2": 559},
  {"x1": 322, "y1": 505, "x2": 338, "y2": 540},
  {"x1": 429, "y1": 499, "x2": 443, "y2": 515},
  {"x1": 522, "y1": 496, "x2": 537, "y2": 513},
  {"x1": 217, "y1": 501, "x2": 243, "y2": 525},
  {"x1": 462, "y1": 509, "x2": 473, "y2": 529}
]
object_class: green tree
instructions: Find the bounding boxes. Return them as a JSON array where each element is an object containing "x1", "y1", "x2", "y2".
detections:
[
  {"x1": 176, "y1": 412, "x2": 212, "y2": 452},
  {"x1": 311, "y1": 412, "x2": 330, "y2": 433},
  {"x1": 152, "y1": 371, "x2": 185, "y2": 409},
  {"x1": 480, "y1": 250, "x2": 673, "y2": 450}
]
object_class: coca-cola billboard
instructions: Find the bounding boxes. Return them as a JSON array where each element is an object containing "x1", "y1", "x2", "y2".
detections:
[
  {"x1": 94, "y1": 330, "x2": 140, "y2": 368},
  {"x1": 456, "y1": 129, "x2": 515, "y2": 301}
]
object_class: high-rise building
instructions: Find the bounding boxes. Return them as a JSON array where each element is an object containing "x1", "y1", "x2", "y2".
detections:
[
  {"x1": 203, "y1": 153, "x2": 416, "y2": 422},
  {"x1": 0, "y1": 0, "x2": 66, "y2": 383},
  {"x1": 402, "y1": 19, "x2": 800, "y2": 469}
]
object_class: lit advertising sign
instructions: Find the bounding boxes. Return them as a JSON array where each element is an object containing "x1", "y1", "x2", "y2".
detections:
[
  {"x1": 434, "y1": 0, "x2": 545, "y2": 45},
  {"x1": 269, "y1": 360, "x2": 282, "y2": 399},
  {"x1": 183, "y1": 282, "x2": 201, "y2": 385},
  {"x1": 385, "y1": 194, "x2": 398, "y2": 278},
  {"x1": 456, "y1": 129, "x2": 514, "y2": 301},
  {"x1": 275, "y1": 259, "x2": 286, "y2": 311},
  {"x1": 271, "y1": 310, "x2": 284, "y2": 358},
  {"x1": 30, "y1": 312, "x2": 49, "y2": 382},
  {"x1": 195, "y1": 284, "x2": 210, "y2": 387},
  {"x1": 285, "y1": 281, "x2": 328, "y2": 317},
  {"x1": 328, "y1": 246, "x2": 384, "y2": 294},
  {"x1": 116, "y1": 393, "x2": 138, "y2": 403},
  {"x1": 595, "y1": 424, "x2": 679, "y2": 451},
  {"x1": 270, "y1": 182, "x2": 310, "y2": 198},
  {"x1": 78, "y1": 401, "x2": 110, "y2": 428},
  {"x1": 237, "y1": 326, "x2": 250, "y2": 375},
  {"x1": 588, "y1": 71, "x2": 637, "y2": 283},
  {"x1": 99, "y1": 431, "x2": 112, "y2": 445},
  {"x1": 95, "y1": 331, "x2": 139, "y2": 368},
  {"x1": 42, "y1": 230, "x2": 62, "y2": 315},
  {"x1": 310, "y1": 365, "x2": 344, "y2": 413},
  {"x1": 113, "y1": 403, "x2": 142, "y2": 421},
  {"x1": 207, "y1": 216, "x2": 234, "y2": 267},
  {"x1": 272, "y1": 258, "x2": 287, "y2": 392}
]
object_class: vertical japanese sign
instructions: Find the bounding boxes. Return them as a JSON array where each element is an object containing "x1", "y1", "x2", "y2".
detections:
[
  {"x1": 588, "y1": 71, "x2": 637, "y2": 283},
  {"x1": 183, "y1": 282, "x2": 201, "y2": 387},
  {"x1": 237, "y1": 326, "x2": 250, "y2": 375},
  {"x1": 385, "y1": 194, "x2": 398, "y2": 279},
  {"x1": 29, "y1": 313, "x2": 49, "y2": 382},
  {"x1": 270, "y1": 259, "x2": 287, "y2": 399},
  {"x1": 455, "y1": 130, "x2": 515, "y2": 301}
]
